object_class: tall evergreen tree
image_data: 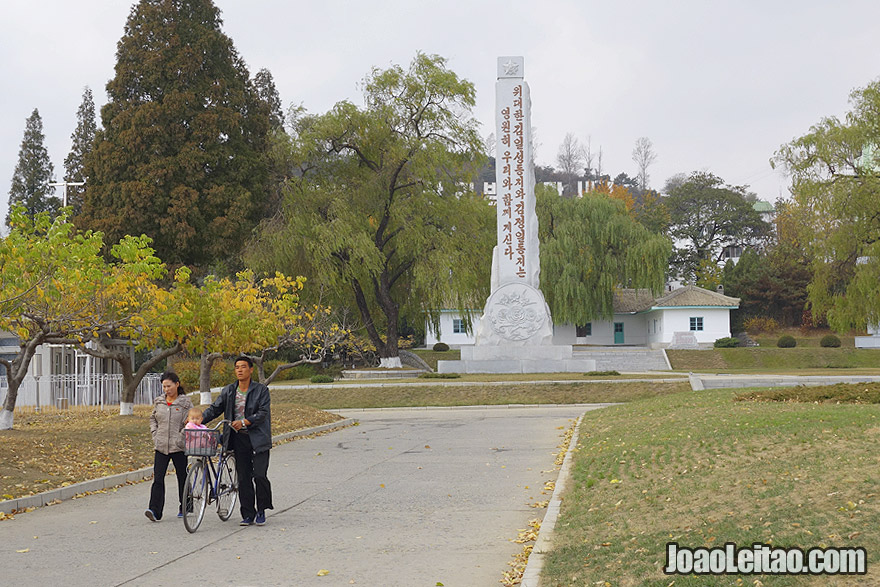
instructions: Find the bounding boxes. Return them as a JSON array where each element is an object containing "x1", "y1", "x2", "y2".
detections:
[
  {"x1": 80, "y1": 0, "x2": 271, "y2": 269},
  {"x1": 7, "y1": 109, "x2": 58, "y2": 225},
  {"x1": 254, "y1": 68, "x2": 284, "y2": 130},
  {"x1": 63, "y1": 87, "x2": 97, "y2": 215}
]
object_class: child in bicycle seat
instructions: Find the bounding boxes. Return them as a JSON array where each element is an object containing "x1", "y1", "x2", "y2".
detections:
[
  {"x1": 185, "y1": 408, "x2": 206, "y2": 430},
  {"x1": 185, "y1": 408, "x2": 214, "y2": 451}
]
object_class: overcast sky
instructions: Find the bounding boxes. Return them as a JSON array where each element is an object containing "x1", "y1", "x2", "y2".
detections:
[{"x1": 2, "y1": 0, "x2": 879, "y2": 222}]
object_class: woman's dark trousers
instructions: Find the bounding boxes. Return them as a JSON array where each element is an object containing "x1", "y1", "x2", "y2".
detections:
[{"x1": 148, "y1": 450, "x2": 188, "y2": 519}]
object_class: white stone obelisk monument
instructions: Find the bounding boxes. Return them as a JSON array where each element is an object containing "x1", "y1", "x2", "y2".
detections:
[
  {"x1": 437, "y1": 57, "x2": 595, "y2": 374},
  {"x1": 475, "y1": 56, "x2": 553, "y2": 346}
]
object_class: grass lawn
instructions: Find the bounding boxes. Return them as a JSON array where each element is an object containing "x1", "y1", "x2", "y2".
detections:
[
  {"x1": 541, "y1": 384, "x2": 880, "y2": 586},
  {"x1": 668, "y1": 347, "x2": 880, "y2": 372}
]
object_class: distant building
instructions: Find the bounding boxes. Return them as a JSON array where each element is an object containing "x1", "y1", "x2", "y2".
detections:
[{"x1": 426, "y1": 285, "x2": 739, "y2": 350}]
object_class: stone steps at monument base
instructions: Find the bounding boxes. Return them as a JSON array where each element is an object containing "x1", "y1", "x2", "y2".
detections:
[{"x1": 572, "y1": 349, "x2": 670, "y2": 372}]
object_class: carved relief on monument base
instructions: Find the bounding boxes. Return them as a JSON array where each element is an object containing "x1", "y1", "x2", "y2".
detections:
[{"x1": 475, "y1": 282, "x2": 553, "y2": 346}]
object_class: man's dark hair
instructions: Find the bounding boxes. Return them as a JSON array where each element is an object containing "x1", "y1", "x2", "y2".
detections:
[{"x1": 234, "y1": 355, "x2": 254, "y2": 367}]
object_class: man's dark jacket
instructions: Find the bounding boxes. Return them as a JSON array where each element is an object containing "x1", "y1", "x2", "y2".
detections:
[{"x1": 201, "y1": 380, "x2": 272, "y2": 453}]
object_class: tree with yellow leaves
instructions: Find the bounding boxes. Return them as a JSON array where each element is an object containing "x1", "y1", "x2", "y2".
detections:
[
  {"x1": 244, "y1": 281, "x2": 350, "y2": 384},
  {"x1": 0, "y1": 206, "x2": 165, "y2": 428}
]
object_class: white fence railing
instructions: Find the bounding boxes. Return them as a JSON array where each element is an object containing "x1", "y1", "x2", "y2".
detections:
[{"x1": 2, "y1": 373, "x2": 161, "y2": 410}]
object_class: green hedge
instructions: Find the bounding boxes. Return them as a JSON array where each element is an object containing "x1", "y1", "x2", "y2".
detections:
[
  {"x1": 777, "y1": 335, "x2": 797, "y2": 348},
  {"x1": 714, "y1": 337, "x2": 739, "y2": 348},
  {"x1": 820, "y1": 334, "x2": 841, "y2": 348}
]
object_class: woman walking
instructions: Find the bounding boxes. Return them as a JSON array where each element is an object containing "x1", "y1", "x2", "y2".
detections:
[{"x1": 145, "y1": 371, "x2": 193, "y2": 521}]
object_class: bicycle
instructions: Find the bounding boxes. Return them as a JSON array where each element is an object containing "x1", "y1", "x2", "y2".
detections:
[{"x1": 181, "y1": 419, "x2": 238, "y2": 533}]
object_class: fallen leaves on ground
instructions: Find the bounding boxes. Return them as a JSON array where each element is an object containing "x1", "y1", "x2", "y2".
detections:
[{"x1": 0, "y1": 402, "x2": 342, "y2": 505}]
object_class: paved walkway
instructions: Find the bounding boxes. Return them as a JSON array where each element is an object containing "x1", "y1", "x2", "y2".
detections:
[{"x1": 1, "y1": 404, "x2": 606, "y2": 587}]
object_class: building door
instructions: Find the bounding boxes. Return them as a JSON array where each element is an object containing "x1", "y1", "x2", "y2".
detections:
[{"x1": 614, "y1": 322, "x2": 625, "y2": 344}]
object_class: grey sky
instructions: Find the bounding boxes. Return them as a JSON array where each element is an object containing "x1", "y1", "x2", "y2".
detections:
[{"x1": 2, "y1": 0, "x2": 878, "y2": 223}]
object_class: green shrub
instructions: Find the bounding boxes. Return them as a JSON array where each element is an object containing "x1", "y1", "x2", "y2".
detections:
[
  {"x1": 585, "y1": 370, "x2": 621, "y2": 376},
  {"x1": 820, "y1": 334, "x2": 841, "y2": 348},
  {"x1": 310, "y1": 374, "x2": 334, "y2": 383},
  {"x1": 714, "y1": 337, "x2": 740, "y2": 348},
  {"x1": 777, "y1": 334, "x2": 797, "y2": 348},
  {"x1": 419, "y1": 372, "x2": 461, "y2": 379},
  {"x1": 432, "y1": 342, "x2": 450, "y2": 352}
]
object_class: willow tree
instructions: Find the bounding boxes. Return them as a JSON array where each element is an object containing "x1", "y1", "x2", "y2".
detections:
[
  {"x1": 773, "y1": 79, "x2": 880, "y2": 332},
  {"x1": 536, "y1": 186, "x2": 671, "y2": 323},
  {"x1": 247, "y1": 54, "x2": 494, "y2": 367}
]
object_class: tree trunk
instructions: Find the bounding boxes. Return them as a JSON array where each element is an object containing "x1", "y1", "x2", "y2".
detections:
[
  {"x1": 199, "y1": 349, "x2": 223, "y2": 405},
  {"x1": 78, "y1": 340, "x2": 184, "y2": 414},
  {"x1": 373, "y1": 272, "x2": 401, "y2": 364},
  {"x1": 0, "y1": 338, "x2": 44, "y2": 429},
  {"x1": 248, "y1": 353, "x2": 266, "y2": 383},
  {"x1": 120, "y1": 343, "x2": 183, "y2": 405},
  {"x1": 379, "y1": 356, "x2": 402, "y2": 368}
]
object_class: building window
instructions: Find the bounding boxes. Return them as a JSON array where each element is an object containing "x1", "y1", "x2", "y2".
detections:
[
  {"x1": 576, "y1": 323, "x2": 592, "y2": 337},
  {"x1": 690, "y1": 317, "x2": 704, "y2": 331},
  {"x1": 452, "y1": 319, "x2": 466, "y2": 334}
]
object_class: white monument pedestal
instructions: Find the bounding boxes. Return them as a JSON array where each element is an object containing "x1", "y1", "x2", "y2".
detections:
[{"x1": 437, "y1": 344, "x2": 596, "y2": 374}]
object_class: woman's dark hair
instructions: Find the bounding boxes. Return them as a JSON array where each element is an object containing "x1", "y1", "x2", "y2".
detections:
[{"x1": 160, "y1": 371, "x2": 184, "y2": 393}]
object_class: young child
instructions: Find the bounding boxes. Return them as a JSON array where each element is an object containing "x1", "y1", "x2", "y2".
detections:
[
  {"x1": 184, "y1": 408, "x2": 214, "y2": 453},
  {"x1": 185, "y1": 407, "x2": 206, "y2": 430}
]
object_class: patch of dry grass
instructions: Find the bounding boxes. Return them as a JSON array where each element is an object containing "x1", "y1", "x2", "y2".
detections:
[
  {"x1": 1, "y1": 399, "x2": 341, "y2": 501},
  {"x1": 269, "y1": 381, "x2": 691, "y2": 409},
  {"x1": 736, "y1": 382, "x2": 880, "y2": 404}
]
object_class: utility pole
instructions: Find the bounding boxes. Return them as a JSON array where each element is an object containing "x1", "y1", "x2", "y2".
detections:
[{"x1": 48, "y1": 181, "x2": 85, "y2": 207}]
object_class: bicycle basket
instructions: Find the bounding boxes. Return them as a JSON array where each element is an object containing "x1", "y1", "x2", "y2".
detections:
[{"x1": 184, "y1": 429, "x2": 220, "y2": 457}]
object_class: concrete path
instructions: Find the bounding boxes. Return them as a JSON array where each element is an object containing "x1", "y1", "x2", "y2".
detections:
[{"x1": 1, "y1": 404, "x2": 606, "y2": 587}]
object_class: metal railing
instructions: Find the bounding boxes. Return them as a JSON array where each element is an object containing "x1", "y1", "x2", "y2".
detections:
[{"x1": 2, "y1": 373, "x2": 161, "y2": 410}]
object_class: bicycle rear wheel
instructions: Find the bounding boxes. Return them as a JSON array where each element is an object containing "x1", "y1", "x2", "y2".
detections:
[
  {"x1": 182, "y1": 460, "x2": 209, "y2": 533},
  {"x1": 216, "y1": 453, "x2": 238, "y2": 521}
]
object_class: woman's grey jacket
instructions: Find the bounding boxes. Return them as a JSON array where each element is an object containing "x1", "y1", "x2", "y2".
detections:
[{"x1": 149, "y1": 394, "x2": 194, "y2": 454}]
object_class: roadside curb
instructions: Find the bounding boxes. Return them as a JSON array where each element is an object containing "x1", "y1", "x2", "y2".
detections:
[
  {"x1": 332, "y1": 403, "x2": 617, "y2": 413},
  {"x1": 0, "y1": 418, "x2": 357, "y2": 515},
  {"x1": 272, "y1": 377, "x2": 688, "y2": 391},
  {"x1": 520, "y1": 412, "x2": 585, "y2": 586}
]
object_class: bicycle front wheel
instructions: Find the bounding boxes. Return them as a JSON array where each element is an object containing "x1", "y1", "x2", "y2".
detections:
[
  {"x1": 182, "y1": 460, "x2": 209, "y2": 533},
  {"x1": 216, "y1": 453, "x2": 238, "y2": 521}
]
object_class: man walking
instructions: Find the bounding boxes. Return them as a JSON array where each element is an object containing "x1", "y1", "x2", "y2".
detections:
[{"x1": 201, "y1": 356, "x2": 273, "y2": 526}]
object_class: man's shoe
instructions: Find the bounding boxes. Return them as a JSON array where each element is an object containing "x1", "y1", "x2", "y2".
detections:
[
  {"x1": 145, "y1": 509, "x2": 158, "y2": 522},
  {"x1": 240, "y1": 517, "x2": 254, "y2": 526},
  {"x1": 177, "y1": 511, "x2": 184, "y2": 518},
  {"x1": 255, "y1": 511, "x2": 266, "y2": 526}
]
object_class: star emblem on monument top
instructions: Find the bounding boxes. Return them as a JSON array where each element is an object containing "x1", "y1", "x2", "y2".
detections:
[{"x1": 502, "y1": 59, "x2": 520, "y2": 76}]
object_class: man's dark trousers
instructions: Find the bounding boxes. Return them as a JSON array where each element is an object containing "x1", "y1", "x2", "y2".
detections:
[{"x1": 231, "y1": 431, "x2": 273, "y2": 519}]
